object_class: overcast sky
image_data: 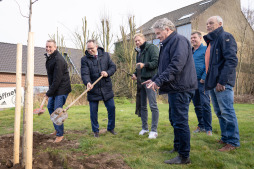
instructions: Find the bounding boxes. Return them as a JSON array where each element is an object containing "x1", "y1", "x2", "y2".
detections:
[{"x1": 0, "y1": 0, "x2": 253, "y2": 50}]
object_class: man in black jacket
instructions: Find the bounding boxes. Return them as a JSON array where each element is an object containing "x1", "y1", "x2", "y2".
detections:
[
  {"x1": 204, "y1": 16, "x2": 240, "y2": 152},
  {"x1": 132, "y1": 33, "x2": 159, "y2": 139},
  {"x1": 81, "y1": 39, "x2": 117, "y2": 138},
  {"x1": 45, "y1": 39, "x2": 72, "y2": 143},
  {"x1": 143, "y1": 18, "x2": 197, "y2": 164}
]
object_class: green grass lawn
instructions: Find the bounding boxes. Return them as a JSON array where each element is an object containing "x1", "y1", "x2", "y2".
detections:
[{"x1": 0, "y1": 101, "x2": 254, "y2": 169}]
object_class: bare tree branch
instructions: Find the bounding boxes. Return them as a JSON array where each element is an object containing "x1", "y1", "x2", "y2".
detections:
[
  {"x1": 14, "y1": 0, "x2": 29, "y2": 18},
  {"x1": 32, "y1": 0, "x2": 39, "y2": 4}
]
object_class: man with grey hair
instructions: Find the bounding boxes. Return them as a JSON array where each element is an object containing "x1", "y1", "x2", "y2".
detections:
[
  {"x1": 143, "y1": 18, "x2": 197, "y2": 164},
  {"x1": 204, "y1": 16, "x2": 240, "y2": 151}
]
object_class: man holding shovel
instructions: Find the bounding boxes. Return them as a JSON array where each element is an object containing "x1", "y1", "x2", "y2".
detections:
[
  {"x1": 81, "y1": 39, "x2": 117, "y2": 138},
  {"x1": 45, "y1": 39, "x2": 72, "y2": 143}
]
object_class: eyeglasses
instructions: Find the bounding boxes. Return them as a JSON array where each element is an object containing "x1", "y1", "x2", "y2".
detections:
[{"x1": 87, "y1": 47, "x2": 94, "y2": 50}]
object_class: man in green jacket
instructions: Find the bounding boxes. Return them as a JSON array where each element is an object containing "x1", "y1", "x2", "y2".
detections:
[{"x1": 132, "y1": 33, "x2": 160, "y2": 139}]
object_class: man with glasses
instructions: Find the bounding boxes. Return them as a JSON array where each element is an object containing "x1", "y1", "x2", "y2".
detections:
[{"x1": 81, "y1": 39, "x2": 117, "y2": 138}]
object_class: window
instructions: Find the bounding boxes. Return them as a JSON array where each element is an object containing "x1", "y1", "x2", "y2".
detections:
[
  {"x1": 178, "y1": 13, "x2": 195, "y2": 20},
  {"x1": 199, "y1": 0, "x2": 212, "y2": 6}
]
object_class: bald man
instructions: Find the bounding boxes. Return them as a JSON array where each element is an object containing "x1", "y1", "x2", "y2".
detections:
[{"x1": 203, "y1": 16, "x2": 240, "y2": 152}]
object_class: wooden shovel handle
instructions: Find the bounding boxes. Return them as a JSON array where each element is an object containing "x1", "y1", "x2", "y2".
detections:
[
  {"x1": 65, "y1": 75, "x2": 104, "y2": 110},
  {"x1": 40, "y1": 96, "x2": 47, "y2": 109}
]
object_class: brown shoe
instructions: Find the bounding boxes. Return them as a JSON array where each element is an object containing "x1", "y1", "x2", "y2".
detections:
[
  {"x1": 206, "y1": 131, "x2": 212, "y2": 136},
  {"x1": 50, "y1": 130, "x2": 57, "y2": 136},
  {"x1": 218, "y1": 144, "x2": 237, "y2": 152},
  {"x1": 217, "y1": 139, "x2": 226, "y2": 145},
  {"x1": 54, "y1": 136, "x2": 64, "y2": 143}
]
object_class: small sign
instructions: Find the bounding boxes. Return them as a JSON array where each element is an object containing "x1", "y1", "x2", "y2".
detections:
[{"x1": 0, "y1": 87, "x2": 24, "y2": 108}]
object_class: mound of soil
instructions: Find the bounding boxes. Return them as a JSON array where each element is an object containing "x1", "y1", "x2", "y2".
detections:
[{"x1": 0, "y1": 131, "x2": 131, "y2": 169}]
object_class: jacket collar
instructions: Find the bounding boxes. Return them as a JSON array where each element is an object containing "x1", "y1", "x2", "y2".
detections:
[
  {"x1": 192, "y1": 43, "x2": 204, "y2": 52},
  {"x1": 140, "y1": 42, "x2": 146, "y2": 51},
  {"x1": 45, "y1": 50, "x2": 58, "y2": 60},
  {"x1": 135, "y1": 42, "x2": 151, "y2": 54},
  {"x1": 161, "y1": 31, "x2": 177, "y2": 46},
  {"x1": 203, "y1": 26, "x2": 224, "y2": 43}
]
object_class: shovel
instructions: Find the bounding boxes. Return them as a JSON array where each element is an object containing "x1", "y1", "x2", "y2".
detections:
[
  {"x1": 50, "y1": 75, "x2": 104, "y2": 125},
  {"x1": 33, "y1": 96, "x2": 47, "y2": 115}
]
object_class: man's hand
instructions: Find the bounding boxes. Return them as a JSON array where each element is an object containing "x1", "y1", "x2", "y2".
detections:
[
  {"x1": 136, "y1": 62, "x2": 145, "y2": 69},
  {"x1": 200, "y1": 79, "x2": 205, "y2": 83},
  {"x1": 87, "y1": 82, "x2": 93, "y2": 90},
  {"x1": 101, "y1": 71, "x2": 108, "y2": 77},
  {"x1": 146, "y1": 82, "x2": 159, "y2": 91},
  {"x1": 132, "y1": 74, "x2": 137, "y2": 80},
  {"x1": 216, "y1": 83, "x2": 225, "y2": 92},
  {"x1": 142, "y1": 80, "x2": 159, "y2": 91},
  {"x1": 141, "y1": 79, "x2": 152, "y2": 85},
  {"x1": 44, "y1": 94, "x2": 49, "y2": 99}
]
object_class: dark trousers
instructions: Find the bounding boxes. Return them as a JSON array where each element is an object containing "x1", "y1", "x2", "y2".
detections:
[
  {"x1": 192, "y1": 81, "x2": 212, "y2": 131},
  {"x1": 47, "y1": 94, "x2": 68, "y2": 136},
  {"x1": 89, "y1": 98, "x2": 115, "y2": 133},
  {"x1": 168, "y1": 90, "x2": 194, "y2": 158}
]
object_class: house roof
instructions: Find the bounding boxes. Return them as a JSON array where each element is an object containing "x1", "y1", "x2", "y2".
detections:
[
  {"x1": 0, "y1": 42, "x2": 83, "y2": 76},
  {"x1": 137, "y1": 0, "x2": 218, "y2": 36}
]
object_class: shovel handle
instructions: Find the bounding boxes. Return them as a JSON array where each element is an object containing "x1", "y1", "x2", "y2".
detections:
[
  {"x1": 40, "y1": 96, "x2": 47, "y2": 109},
  {"x1": 65, "y1": 75, "x2": 104, "y2": 110}
]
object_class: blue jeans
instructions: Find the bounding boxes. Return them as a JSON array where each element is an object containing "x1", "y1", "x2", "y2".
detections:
[
  {"x1": 89, "y1": 98, "x2": 115, "y2": 133},
  {"x1": 192, "y1": 81, "x2": 212, "y2": 131},
  {"x1": 168, "y1": 90, "x2": 195, "y2": 158},
  {"x1": 47, "y1": 94, "x2": 68, "y2": 137},
  {"x1": 210, "y1": 85, "x2": 240, "y2": 147},
  {"x1": 140, "y1": 84, "x2": 159, "y2": 132}
]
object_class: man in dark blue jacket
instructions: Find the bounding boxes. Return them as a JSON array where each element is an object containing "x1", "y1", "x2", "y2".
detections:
[
  {"x1": 204, "y1": 16, "x2": 240, "y2": 151},
  {"x1": 143, "y1": 18, "x2": 197, "y2": 164},
  {"x1": 81, "y1": 39, "x2": 117, "y2": 138},
  {"x1": 191, "y1": 32, "x2": 212, "y2": 136},
  {"x1": 45, "y1": 39, "x2": 72, "y2": 143}
]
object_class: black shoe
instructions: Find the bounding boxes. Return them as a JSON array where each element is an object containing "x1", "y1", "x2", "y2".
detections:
[
  {"x1": 164, "y1": 156, "x2": 190, "y2": 164},
  {"x1": 108, "y1": 129, "x2": 117, "y2": 135},
  {"x1": 169, "y1": 148, "x2": 178, "y2": 154},
  {"x1": 94, "y1": 132, "x2": 99, "y2": 137}
]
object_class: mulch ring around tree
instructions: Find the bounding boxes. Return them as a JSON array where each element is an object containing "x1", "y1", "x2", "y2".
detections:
[{"x1": 0, "y1": 131, "x2": 131, "y2": 169}]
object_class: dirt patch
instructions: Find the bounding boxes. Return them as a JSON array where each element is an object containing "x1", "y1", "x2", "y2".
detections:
[
  {"x1": 81, "y1": 153, "x2": 130, "y2": 169},
  {"x1": 0, "y1": 132, "x2": 130, "y2": 169}
]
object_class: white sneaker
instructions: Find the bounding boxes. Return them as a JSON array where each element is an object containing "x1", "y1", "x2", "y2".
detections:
[
  {"x1": 148, "y1": 131, "x2": 158, "y2": 139},
  {"x1": 139, "y1": 129, "x2": 149, "y2": 135}
]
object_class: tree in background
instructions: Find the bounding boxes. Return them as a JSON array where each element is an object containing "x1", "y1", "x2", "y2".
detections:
[
  {"x1": 113, "y1": 16, "x2": 137, "y2": 99},
  {"x1": 99, "y1": 16, "x2": 113, "y2": 53},
  {"x1": 235, "y1": 5, "x2": 254, "y2": 95},
  {"x1": 72, "y1": 16, "x2": 99, "y2": 55}
]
